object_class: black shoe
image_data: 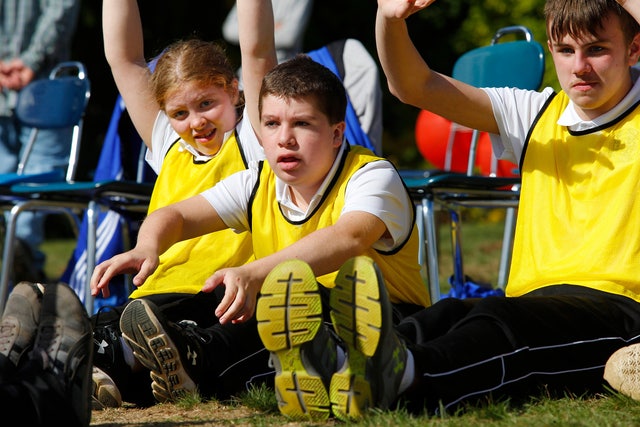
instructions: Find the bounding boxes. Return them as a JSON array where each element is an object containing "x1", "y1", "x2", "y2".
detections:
[
  {"x1": 92, "y1": 306, "x2": 128, "y2": 401},
  {"x1": 31, "y1": 283, "x2": 93, "y2": 426},
  {"x1": 119, "y1": 299, "x2": 202, "y2": 402},
  {"x1": 329, "y1": 256, "x2": 408, "y2": 421}
]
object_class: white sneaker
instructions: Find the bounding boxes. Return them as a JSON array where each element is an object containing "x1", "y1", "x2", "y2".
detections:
[
  {"x1": 92, "y1": 366, "x2": 123, "y2": 409},
  {"x1": 604, "y1": 343, "x2": 640, "y2": 400}
]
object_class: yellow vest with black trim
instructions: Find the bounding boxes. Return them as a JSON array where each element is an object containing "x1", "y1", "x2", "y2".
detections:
[
  {"x1": 507, "y1": 91, "x2": 640, "y2": 302},
  {"x1": 249, "y1": 144, "x2": 430, "y2": 307},
  {"x1": 130, "y1": 134, "x2": 255, "y2": 298}
]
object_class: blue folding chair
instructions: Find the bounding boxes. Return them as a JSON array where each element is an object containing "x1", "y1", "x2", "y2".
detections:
[
  {"x1": 0, "y1": 61, "x2": 91, "y2": 314},
  {"x1": 401, "y1": 26, "x2": 545, "y2": 302},
  {"x1": 6, "y1": 97, "x2": 155, "y2": 314},
  {"x1": 0, "y1": 61, "x2": 90, "y2": 189}
]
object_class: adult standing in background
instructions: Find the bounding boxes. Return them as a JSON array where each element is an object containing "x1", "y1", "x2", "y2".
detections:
[
  {"x1": 223, "y1": 0, "x2": 383, "y2": 155},
  {"x1": 223, "y1": 0, "x2": 314, "y2": 64},
  {"x1": 0, "y1": 0, "x2": 82, "y2": 283}
]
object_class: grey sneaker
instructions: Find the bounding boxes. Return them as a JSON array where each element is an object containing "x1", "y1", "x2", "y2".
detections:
[
  {"x1": 604, "y1": 343, "x2": 640, "y2": 400},
  {"x1": 31, "y1": 283, "x2": 93, "y2": 427},
  {"x1": 92, "y1": 366, "x2": 123, "y2": 409},
  {"x1": 0, "y1": 281, "x2": 45, "y2": 366},
  {"x1": 119, "y1": 299, "x2": 199, "y2": 402},
  {"x1": 256, "y1": 259, "x2": 337, "y2": 420},
  {"x1": 329, "y1": 256, "x2": 407, "y2": 421}
]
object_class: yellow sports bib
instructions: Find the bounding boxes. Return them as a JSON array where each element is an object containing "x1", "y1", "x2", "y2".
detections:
[{"x1": 507, "y1": 92, "x2": 640, "y2": 302}]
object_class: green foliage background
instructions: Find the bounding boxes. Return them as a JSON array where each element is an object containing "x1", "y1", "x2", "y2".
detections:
[{"x1": 71, "y1": 0, "x2": 557, "y2": 177}]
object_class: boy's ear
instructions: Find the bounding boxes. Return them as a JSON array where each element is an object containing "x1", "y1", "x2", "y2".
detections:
[
  {"x1": 629, "y1": 33, "x2": 640, "y2": 65},
  {"x1": 333, "y1": 121, "x2": 346, "y2": 147}
]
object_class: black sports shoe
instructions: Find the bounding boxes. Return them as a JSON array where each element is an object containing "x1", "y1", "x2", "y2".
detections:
[
  {"x1": 92, "y1": 306, "x2": 128, "y2": 402},
  {"x1": 256, "y1": 259, "x2": 337, "y2": 420},
  {"x1": 31, "y1": 283, "x2": 93, "y2": 426},
  {"x1": 329, "y1": 256, "x2": 408, "y2": 421},
  {"x1": 0, "y1": 282, "x2": 44, "y2": 367},
  {"x1": 119, "y1": 299, "x2": 202, "y2": 402}
]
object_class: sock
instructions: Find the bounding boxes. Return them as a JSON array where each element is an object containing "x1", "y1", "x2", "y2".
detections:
[
  {"x1": 398, "y1": 350, "x2": 415, "y2": 394},
  {"x1": 120, "y1": 337, "x2": 137, "y2": 369},
  {"x1": 336, "y1": 345, "x2": 346, "y2": 368}
]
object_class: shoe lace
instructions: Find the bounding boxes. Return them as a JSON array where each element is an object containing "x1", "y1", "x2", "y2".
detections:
[
  {"x1": 176, "y1": 319, "x2": 212, "y2": 345},
  {"x1": 92, "y1": 305, "x2": 125, "y2": 368},
  {"x1": 34, "y1": 322, "x2": 63, "y2": 375},
  {"x1": 92, "y1": 305, "x2": 124, "y2": 330},
  {"x1": 0, "y1": 321, "x2": 17, "y2": 355}
]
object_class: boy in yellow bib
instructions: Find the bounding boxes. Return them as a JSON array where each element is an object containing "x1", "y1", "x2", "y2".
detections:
[
  {"x1": 364, "y1": 0, "x2": 640, "y2": 417},
  {"x1": 91, "y1": 0, "x2": 430, "y2": 418}
]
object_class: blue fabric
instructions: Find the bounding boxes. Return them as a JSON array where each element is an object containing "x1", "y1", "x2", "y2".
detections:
[
  {"x1": 306, "y1": 46, "x2": 377, "y2": 155},
  {"x1": 62, "y1": 57, "x2": 159, "y2": 313},
  {"x1": 440, "y1": 209, "x2": 505, "y2": 300},
  {"x1": 443, "y1": 275, "x2": 505, "y2": 299},
  {"x1": 61, "y1": 96, "x2": 146, "y2": 312}
]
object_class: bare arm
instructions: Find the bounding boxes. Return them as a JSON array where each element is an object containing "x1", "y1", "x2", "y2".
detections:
[
  {"x1": 102, "y1": 0, "x2": 159, "y2": 147},
  {"x1": 237, "y1": 0, "x2": 279, "y2": 139},
  {"x1": 91, "y1": 194, "x2": 227, "y2": 296},
  {"x1": 375, "y1": 0, "x2": 499, "y2": 133},
  {"x1": 617, "y1": 0, "x2": 640, "y2": 25},
  {"x1": 203, "y1": 211, "x2": 386, "y2": 324}
]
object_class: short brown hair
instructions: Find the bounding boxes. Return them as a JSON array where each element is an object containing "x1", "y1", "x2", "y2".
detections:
[
  {"x1": 545, "y1": 0, "x2": 640, "y2": 44},
  {"x1": 258, "y1": 54, "x2": 347, "y2": 125}
]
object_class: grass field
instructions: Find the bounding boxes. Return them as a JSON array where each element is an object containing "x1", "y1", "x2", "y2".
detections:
[{"x1": 33, "y1": 213, "x2": 640, "y2": 426}]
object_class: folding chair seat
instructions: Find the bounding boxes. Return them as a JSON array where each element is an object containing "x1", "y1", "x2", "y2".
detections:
[
  {"x1": 0, "y1": 61, "x2": 89, "y2": 199},
  {"x1": 0, "y1": 61, "x2": 91, "y2": 314},
  {"x1": 401, "y1": 26, "x2": 544, "y2": 302},
  {"x1": 4, "y1": 96, "x2": 155, "y2": 314}
]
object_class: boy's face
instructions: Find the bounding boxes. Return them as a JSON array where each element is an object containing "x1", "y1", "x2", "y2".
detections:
[
  {"x1": 548, "y1": 11, "x2": 640, "y2": 120},
  {"x1": 259, "y1": 94, "x2": 344, "y2": 204}
]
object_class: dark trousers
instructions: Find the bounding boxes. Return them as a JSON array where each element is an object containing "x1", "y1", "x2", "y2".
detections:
[
  {"x1": 93, "y1": 284, "x2": 426, "y2": 405},
  {"x1": 0, "y1": 355, "x2": 84, "y2": 427},
  {"x1": 93, "y1": 288, "x2": 271, "y2": 403},
  {"x1": 397, "y1": 285, "x2": 640, "y2": 414}
]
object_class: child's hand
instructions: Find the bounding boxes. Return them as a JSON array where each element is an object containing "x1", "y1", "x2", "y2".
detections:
[
  {"x1": 202, "y1": 266, "x2": 261, "y2": 324},
  {"x1": 377, "y1": 0, "x2": 437, "y2": 20},
  {"x1": 90, "y1": 249, "x2": 159, "y2": 298}
]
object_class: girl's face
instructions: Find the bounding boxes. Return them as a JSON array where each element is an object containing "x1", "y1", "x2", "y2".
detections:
[
  {"x1": 260, "y1": 94, "x2": 344, "y2": 209},
  {"x1": 164, "y1": 80, "x2": 239, "y2": 156}
]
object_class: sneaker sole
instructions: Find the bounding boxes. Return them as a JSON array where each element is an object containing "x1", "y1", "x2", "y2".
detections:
[
  {"x1": 256, "y1": 259, "x2": 330, "y2": 420},
  {"x1": 119, "y1": 299, "x2": 196, "y2": 402},
  {"x1": 92, "y1": 366, "x2": 122, "y2": 409},
  {"x1": 329, "y1": 256, "x2": 382, "y2": 421},
  {"x1": 604, "y1": 343, "x2": 640, "y2": 400}
]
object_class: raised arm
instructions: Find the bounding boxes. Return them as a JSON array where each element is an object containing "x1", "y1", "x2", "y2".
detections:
[
  {"x1": 237, "y1": 0, "x2": 279, "y2": 139},
  {"x1": 375, "y1": 0, "x2": 499, "y2": 133},
  {"x1": 102, "y1": 0, "x2": 159, "y2": 147},
  {"x1": 618, "y1": 0, "x2": 640, "y2": 24}
]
